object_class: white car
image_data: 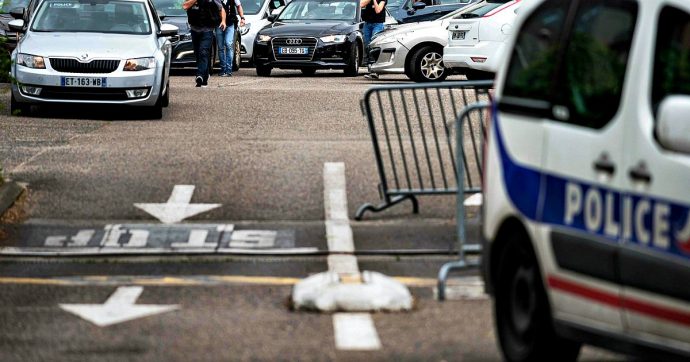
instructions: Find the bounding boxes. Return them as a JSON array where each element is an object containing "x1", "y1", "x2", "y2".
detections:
[
  {"x1": 9, "y1": 0, "x2": 177, "y2": 119},
  {"x1": 443, "y1": 0, "x2": 519, "y2": 80},
  {"x1": 240, "y1": 0, "x2": 288, "y2": 64},
  {"x1": 484, "y1": 0, "x2": 690, "y2": 360},
  {"x1": 368, "y1": 0, "x2": 510, "y2": 82}
]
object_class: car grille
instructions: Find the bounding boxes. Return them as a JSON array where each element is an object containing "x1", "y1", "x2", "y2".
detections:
[
  {"x1": 49, "y1": 58, "x2": 121, "y2": 73},
  {"x1": 37, "y1": 86, "x2": 149, "y2": 101},
  {"x1": 272, "y1": 37, "x2": 317, "y2": 61}
]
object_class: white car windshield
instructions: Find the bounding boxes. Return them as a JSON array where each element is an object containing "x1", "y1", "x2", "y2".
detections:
[
  {"x1": 278, "y1": 0, "x2": 357, "y2": 21},
  {"x1": 31, "y1": 0, "x2": 152, "y2": 34}
]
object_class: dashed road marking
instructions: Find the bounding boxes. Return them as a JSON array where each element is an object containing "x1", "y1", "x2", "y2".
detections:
[{"x1": 333, "y1": 313, "x2": 382, "y2": 351}]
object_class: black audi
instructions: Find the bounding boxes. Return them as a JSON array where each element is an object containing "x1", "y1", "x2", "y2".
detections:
[{"x1": 253, "y1": 0, "x2": 363, "y2": 77}]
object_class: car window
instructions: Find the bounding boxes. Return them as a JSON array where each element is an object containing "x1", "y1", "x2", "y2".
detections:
[
  {"x1": 32, "y1": 0, "x2": 152, "y2": 34},
  {"x1": 453, "y1": 0, "x2": 509, "y2": 19},
  {"x1": 557, "y1": 0, "x2": 637, "y2": 129},
  {"x1": 279, "y1": 0, "x2": 355, "y2": 21},
  {"x1": 0, "y1": 0, "x2": 30, "y2": 13},
  {"x1": 241, "y1": 0, "x2": 264, "y2": 15},
  {"x1": 502, "y1": 0, "x2": 569, "y2": 104},
  {"x1": 652, "y1": 6, "x2": 690, "y2": 110},
  {"x1": 151, "y1": 0, "x2": 187, "y2": 16},
  {"x1": 435, "y1": 0, "x2": 470, "y2": 6}
]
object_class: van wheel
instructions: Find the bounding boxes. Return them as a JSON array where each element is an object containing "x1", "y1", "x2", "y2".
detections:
[
  {"x1": 495, "y1": 235, "x2": 581, "y2": 362},
  {"x1": 10, "y1": 92, "x2": 30, "y2": 116},
  {"x1": 408, "y1": 45, "x2": 447, "y2": 82},
  {"x1": 256, "y1": 64, "x2": 272, "y2": 77},
  {"x1": 343, "y1": 42, "x2": 360, "y2": 76}
]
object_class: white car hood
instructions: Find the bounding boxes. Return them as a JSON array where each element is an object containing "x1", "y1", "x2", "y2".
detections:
[
  {"x1": 18, "y1": 32, "x2": 157, "y2": 59},
  {"x1": 372, "y1": 19, "x2": 447, "y2": 44}
]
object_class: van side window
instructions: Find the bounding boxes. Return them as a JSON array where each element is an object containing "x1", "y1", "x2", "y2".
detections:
[
  {"x1": 652, "y1": 6, "x2": 690, "y2": 109},
  {"x1": 557, "y1": 0, "x2": 637, "y2": 129},
  {"x1": 502, "y1": 0, "x2": 569, "y2": 104}
]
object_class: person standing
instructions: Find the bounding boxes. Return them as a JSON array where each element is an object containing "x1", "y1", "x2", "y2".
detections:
[
  {"x1": 360, "y1": 0, "x2": 385, "y2": 79},
  {"x1": 216, "y1": 0, "x2": 246, "y2": 77},
  {"x1": 183, "y1": 0, "x2": 226, "y2": 87}
]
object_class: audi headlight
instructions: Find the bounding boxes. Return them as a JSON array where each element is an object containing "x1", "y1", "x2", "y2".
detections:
[
  {"x1": 123, "y1": 57, "x2": 156, "y2": 71},
  {"x1": 320, "y1": 34, "x2": 346, "y2": 44},
  {"x1": 240, "y1": 23, "x2": 251, "y2": 35},
  {"x1": 258, "y1": 34, "x2": 272, "y2": 43},
  {"x1": 16, "y1": 53, "x2": 45, "y2": 69}
]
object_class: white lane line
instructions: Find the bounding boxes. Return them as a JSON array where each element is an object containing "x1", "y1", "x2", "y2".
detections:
[
  {"x1": 333, "y1": 313, "x2": 382, "y2": 351},
  {"x1": 323, "y1": 162, "x2": 357, "y2": 272},
  {"x1": 464, "y1": 193, "x2": 483, "y2": 207}
]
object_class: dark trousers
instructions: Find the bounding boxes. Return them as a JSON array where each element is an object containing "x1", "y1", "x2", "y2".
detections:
[{"x1": 191, "y1": 29, "x2": 214, "y2": 81}]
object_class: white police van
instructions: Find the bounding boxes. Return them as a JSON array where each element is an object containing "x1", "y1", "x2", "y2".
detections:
[{"x1": 483, "y1": 0, "x2": 690, "y2": 360}]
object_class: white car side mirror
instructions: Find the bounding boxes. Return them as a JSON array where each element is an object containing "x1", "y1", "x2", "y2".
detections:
[
  {"x1": 657, "y1": 95, "x2": 690, "y2": 154},
  {"x1": 271, "y1": 7, "x2": 282, "y2": 16},
  {"x1": 8, "y1": 19, "x2": 24, "y2": 33},
  {"x1": 158, "y1": 23, "x2": 178, "y2": 37}
]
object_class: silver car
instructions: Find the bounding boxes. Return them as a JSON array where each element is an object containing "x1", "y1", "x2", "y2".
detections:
[{"x1": 9, "y1": 0, "x2": 177, "y2": 119}]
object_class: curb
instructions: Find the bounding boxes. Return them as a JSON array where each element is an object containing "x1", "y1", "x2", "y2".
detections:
[{"x1": 0, "y1": 180, "x2": 25, "y2": 216}]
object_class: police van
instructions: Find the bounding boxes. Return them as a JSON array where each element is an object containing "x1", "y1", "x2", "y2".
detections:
[{"x1": 483, "y1": 0, "x2": 690, "y2": 360}]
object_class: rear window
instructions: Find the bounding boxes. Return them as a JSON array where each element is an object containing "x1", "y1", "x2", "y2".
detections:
[
  {"x1": 455, "y1": 0, "x2": 509, "y2": 19},
  {"x1": 0, "y1": 0, "x2": 30, "y2": 13}
]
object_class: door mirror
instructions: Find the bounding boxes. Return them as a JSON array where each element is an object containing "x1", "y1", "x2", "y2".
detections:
[
  {"x1": 412, "y1": 1, "x2": 426, "y2": 10},
  {"x1": 158, "y1": 23, "x2": 178, "y2": 37},
  {"x1": 8, "y1": 19, "x2": 25, "y2": 33},
  {"x1": 157, "y1": 11, "x2": 166, "y2": 21},
  {"x1": 267, "y1": 14, "x2": 278, "y2": 22},
  {"x1": 657, "y1": 95, "x2": 690, "y2": 154},
  {"x1": 9, "y1": 7, "x2": 25, "y2": 20},
  {"x1": 271, "y1": 7, "x2": 282, "y2": 16}
]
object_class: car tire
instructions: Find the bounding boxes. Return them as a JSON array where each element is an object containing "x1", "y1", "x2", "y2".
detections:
[
  {"x1": 256, "y1": 64, "x2": 272, "y2": 77},
  {"x1": 343, "y1": 41, "x2": 360, "y2": 77},
  {"x1": 10, "y1": 92, "x2": 30, "y2": 116},
  {"x1": 408, "y1": 45, "x2": 448, "y2": 82},
  {"x1": 494, "y1": 233, "x2": 581, "y2": 362},
  {"x1": 464, "y1": 69, "x2": 494, "y2": 81},
  {"x1": 233, "y1": 31, "x2": 241, "y2": 72},
  {"x1": 301, "y1": 68, "x2": 316, "y2": 76}
]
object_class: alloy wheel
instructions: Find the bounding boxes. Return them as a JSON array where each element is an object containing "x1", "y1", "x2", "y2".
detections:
[{"x1": 420, "y1": 52, "x2": 445, "y2": 80}]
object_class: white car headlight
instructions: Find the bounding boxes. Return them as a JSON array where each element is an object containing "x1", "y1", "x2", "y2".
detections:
[
  {"x1": 123, "y1": 57, "x2": 156, "y2": 71},
  {"x1": 240, "y1": 23, "x2": 251, "y2": 35},
  {"x1": 258, "y1": 34, "x2": 272, "y2": 42},
  {"x1": 320, "y1": 34, "x2": 346, "y2": 44},
  {"x1": 16, "y1": 53, "x2": 46, "y2": 69}
]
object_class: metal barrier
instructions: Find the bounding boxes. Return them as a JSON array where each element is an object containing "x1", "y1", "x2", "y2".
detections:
[
  {"x1": 437, "y1": 102, "x2": 492, "y2": 301},
  {"x1": 355, "y1": 80, "x2": 493, "y2": 221}
]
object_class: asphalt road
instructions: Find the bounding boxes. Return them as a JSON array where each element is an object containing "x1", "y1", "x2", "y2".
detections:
[{"x1": 0, "y1": 68, "x2": 624, "y2": 360}]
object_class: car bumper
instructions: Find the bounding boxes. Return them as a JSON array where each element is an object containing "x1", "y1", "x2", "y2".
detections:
[
  {"x1": 241, "y1": 32, "x2": 254, "y2": 61},
  {"x1": 442, "y1": 41, "x2": 505, "y2": 73},
  {"x1": 170, "y1": 39, "x2": 197, "y2": 67},
  {"x1": 368, "y1": 43, "x2": 408, "y2": 74},
  {"x1": 12, "y1": 64, "x2": 162, "y2": 106},
  {"x1": 253, "y1": 40, "x2": 354, "y2": 69}
]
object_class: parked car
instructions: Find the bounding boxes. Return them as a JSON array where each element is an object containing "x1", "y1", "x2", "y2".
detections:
[
  {"x1": 443, "y1": 0, "x2": 519, "y2": 80},
  {"x1": 485, "y1": 0, "x2": 690, "y2": 360},
  {"x1": 239, "y1": 0, "x2": 288, "y2": 65},
  {"x1": 152, "y1": 0, "x2": 240, "y2": 71},
  {"x1": 0, "y1": 0, "x2": 29, "y2": 52},
  {"x1": 253, "y1": 0, "x2": 363, "y2": 77},
  {"x1": 9, "y1": 0, "x2": 177, "y2": 118},
  {"x1": 368, "y1": 0, "x2": 506, "y2": 82},
  {"x1": 388, "y1": 0, "x2": 480, "y2": 24}
]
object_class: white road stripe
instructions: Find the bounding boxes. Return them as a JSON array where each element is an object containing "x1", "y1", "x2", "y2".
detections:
[
  {"x1": 323, "y1": 163, "x2": 382, "y2": 351},
  {"x1": 333, "y1": 313, "x2": 382, "y2": 351},
  {"x1": 464, "y1": 193, "x2": 483, "y2": 206}
]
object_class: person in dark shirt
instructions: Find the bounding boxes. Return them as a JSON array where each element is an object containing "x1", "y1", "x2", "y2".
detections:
[
  {"x1": 360, "y1": 0, "x2": 385, "y2": 79},
  {"x1": 183, "y1": 0, "x2": 226, "y2": 87}
]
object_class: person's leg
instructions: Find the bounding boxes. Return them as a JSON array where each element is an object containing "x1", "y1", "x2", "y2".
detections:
[
  {"x1": 215, "y1": 27, "x2": 228, "y2": 75},
  {"x1": 372, "y1": 22, "x2": 385, "y2": 39},
  {"x1": 191, "y1": 30, "x2": 204, "y2": 85},
  {"x1": 225, "y1": 25, "x2": 236, "y2": 75},
  {"x1": 198, "y1": 30, "x2": 213, "y2": 84},
  {"x1": 362, "y1": 22, "x2": 373, "y2": 49}
]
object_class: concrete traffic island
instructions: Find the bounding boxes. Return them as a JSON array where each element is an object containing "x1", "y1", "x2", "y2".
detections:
[
  {"x1": 0, "y1": 179, "x2": 26, "y2": 220},
  {"x1": 292, "y1": 270, "x2": 413, "y2": 312}
]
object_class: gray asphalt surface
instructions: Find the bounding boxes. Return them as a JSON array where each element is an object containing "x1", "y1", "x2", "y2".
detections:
[{"x1": 0, "y1": 69, "x2": 624, "y2": 360}]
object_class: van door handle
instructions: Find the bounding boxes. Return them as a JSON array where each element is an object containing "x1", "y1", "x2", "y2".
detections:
[
  {"x1": 593, "y1": 153, "x2": 615, "y2": 175},
  {"x1": 629, "y1": 162, "x2": 652, "y2": 184}
]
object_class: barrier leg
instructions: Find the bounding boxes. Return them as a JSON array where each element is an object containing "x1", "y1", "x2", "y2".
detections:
[{"x1": 354, "y1": 195, "x2": 419, "y2": 221}]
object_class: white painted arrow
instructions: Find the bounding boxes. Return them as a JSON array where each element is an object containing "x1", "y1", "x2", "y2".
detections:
[
  {"x1": 59, "y1": 286, "x2": 179, "y2": 327},
  {"x1": 134, "y1": 185, "x2": 221, "y2": 224}
]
